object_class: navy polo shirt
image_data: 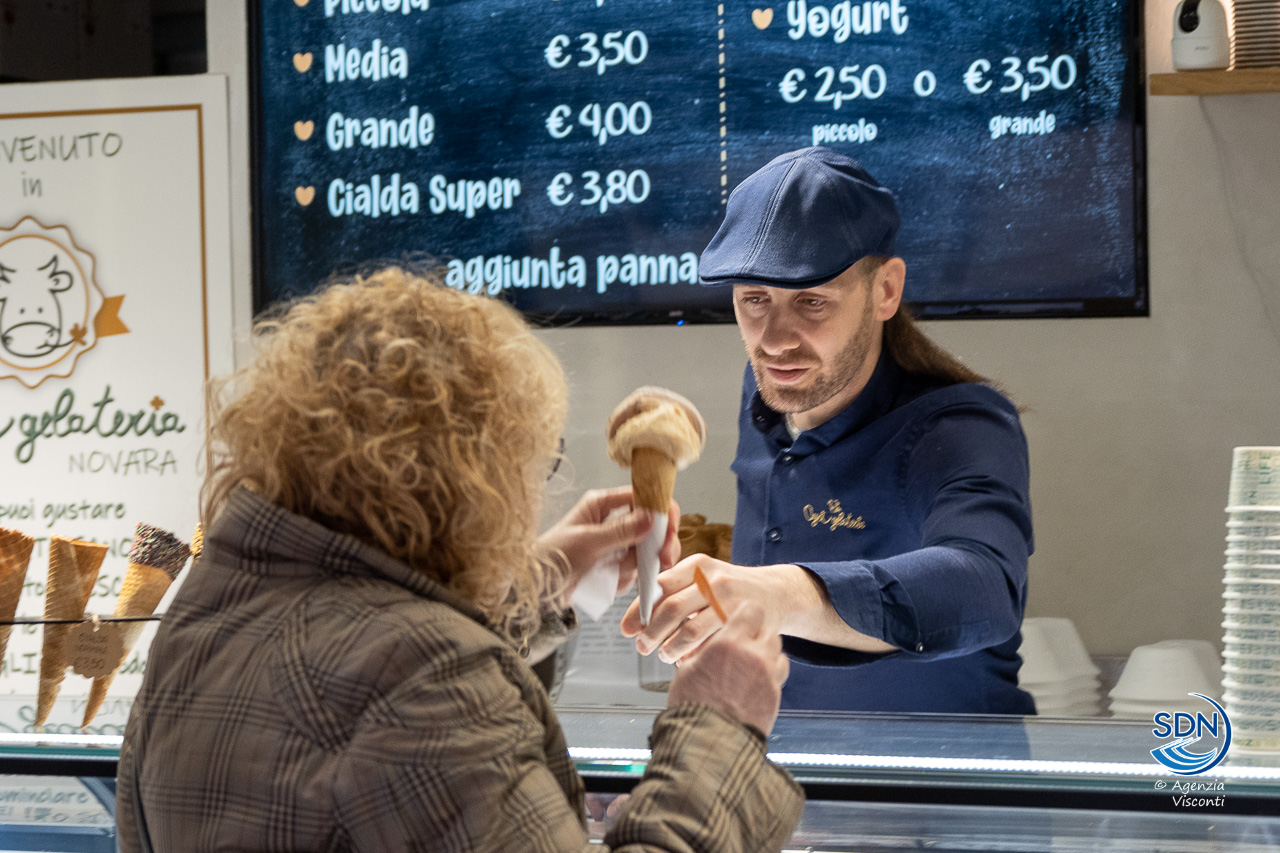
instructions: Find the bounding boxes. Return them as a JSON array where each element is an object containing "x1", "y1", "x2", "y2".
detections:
[{"x1": 731, "y1": 348, "x2": 1036, "y2": 714}]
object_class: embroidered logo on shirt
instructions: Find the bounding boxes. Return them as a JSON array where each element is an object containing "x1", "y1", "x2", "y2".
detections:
[{"x1": 803, "y1": 500, "x2": 866, "y2": 532}]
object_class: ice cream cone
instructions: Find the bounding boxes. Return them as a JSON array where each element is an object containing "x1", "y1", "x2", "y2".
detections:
[
  {"x1": 631, "y1": 446, "x2": 678, "y2": 513},
  {"x1": 37, "y1": 537, "x2": 107, "y2": 728},
  {"x1": 82, "y1": 524, "x2": 189, "y2": 729},
  {"x1": 0, "y1": 528, "x2": 35, "y2": 669},
  {"x1": 607, "y1": 387, "x2": 707, "y2": 625}
]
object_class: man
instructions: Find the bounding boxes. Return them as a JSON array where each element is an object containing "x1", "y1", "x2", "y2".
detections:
[{"x1": 623, "y1": 147, "x2": 1035, "y2": 714}]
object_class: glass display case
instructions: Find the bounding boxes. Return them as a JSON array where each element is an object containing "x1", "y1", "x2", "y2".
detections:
[{"x1": 0, "y1": 709, "x2": 1277, "y2": 851}]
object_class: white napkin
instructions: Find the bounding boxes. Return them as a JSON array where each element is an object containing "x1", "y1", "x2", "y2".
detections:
[{"x1": 571, "y1": 553, "x2": 622, "y2": 621}]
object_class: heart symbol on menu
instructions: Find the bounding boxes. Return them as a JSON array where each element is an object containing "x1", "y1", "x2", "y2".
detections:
[
  {"x1": 293, "y1": 52, "x2": 313, "y2": 73},
  {"x1": 752, "y1": 8, "x2": 773, "y2": 29},
  {"x1": 294, "y1": 120, "x2": 315, "y2": 141},
  {"x1": 295, "y1": 186, "x2": 315, "y2": 206}
]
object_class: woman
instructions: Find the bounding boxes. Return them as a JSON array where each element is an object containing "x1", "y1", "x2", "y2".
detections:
[{"x1": 117, "y1": 266, "x2": 801, "y2": 852}]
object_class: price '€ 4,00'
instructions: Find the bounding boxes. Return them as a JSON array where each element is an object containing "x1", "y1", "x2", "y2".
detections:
[
  {"x1": 546, "y1": 101, "x2": 652, "y2": 145},
  {"x1": 546, "y1": 169, "x2": 651, "y2": 213},
  {"x1": 544, "y1": 31, "x2": 649, "y2": 75}
]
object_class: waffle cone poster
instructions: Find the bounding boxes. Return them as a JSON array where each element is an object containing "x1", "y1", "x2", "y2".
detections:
[{"x1": 0, "y1": 77, "x2": 236, "y2": 732}]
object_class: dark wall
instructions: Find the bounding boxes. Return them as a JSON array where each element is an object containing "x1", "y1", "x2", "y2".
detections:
[{"x1": 0, "y1": 0, "x2": 205, "y2": 82}]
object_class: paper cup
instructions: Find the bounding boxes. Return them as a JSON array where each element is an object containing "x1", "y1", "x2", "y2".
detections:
[
  {"x1": 1223, "y1": 701, "x2": 1280, "y2": 721},
  {"x1": 1225, "y1": 533, "x2": 1280, "y2": 546},
  {"x1": 1224, "y1": 671, "x2": 1280, "y2": 690},
  {"x1": 1227, "y1": 509, "x2": 1280, "y2": 524},
  {"x1": 1225, "y1": 566, "x2": 1280, "y2": 582},
  {"x1": 1227, "y1": 447, "x2": 1280, "y2": 508},
  {"x1": 1223, "y1": 638, "x2": 1280, "y2": 657},
  {"x1": 1222, "y1": 578, "x2": 1280, "y2": 597},
  {"x1": 1223, "y1": 654, "x2": 1280, "y2": 673},
  {"x1": 1016, "y1": 620, "x2": 1064, "y2": 686},
  {"x1": 1110, "y1": 644, "x2": 1218, "y2": 702},
  {"x1": 1224, "y1": 625, "x2": 1280, "y2": 643},
  {"x1": 1225, "y1": 526, "x2": 1280, "y2": 541},
  {"x1": 1223, "y1": 608, "x2": 1280, "y2": 627},
  {"x1": 1032, "y1": 617, "x2": 1100, "y2": 677},
  {"x1": 1223, "y1": 591, "x2": 1280, "y2": 612},
  {"x1": 1224, "y1": 686, "x2": 1280, "y2": 704},
  {"x1": 1225, "y1": 550, "x2": 1280, "y2": 564}
]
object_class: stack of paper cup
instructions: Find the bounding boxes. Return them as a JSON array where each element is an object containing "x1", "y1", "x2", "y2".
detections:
[
  {"x1": 1232, "y1": 1, "x2": 1280, "y2": 69},
  {"x1": 1017, "y1": 618, "x2": 1103, "y2": 716},
  {"x1": 1108, "y1": 641, "x2": 1223, "y2": 719},
  {"x1": 1222, "y1": 447, "x2": 1280, "y2": 752}
]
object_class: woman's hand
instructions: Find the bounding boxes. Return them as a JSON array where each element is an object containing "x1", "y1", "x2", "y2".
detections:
[
  {"x1": 666, "y1": 600, "x2": 790, "y2": 736},
  {"x1": 540, "y1": 487, "x2": 680, "y2": 599},
  {"x1": 621, "y1": 557, "x2": 812, "y2": 662}
]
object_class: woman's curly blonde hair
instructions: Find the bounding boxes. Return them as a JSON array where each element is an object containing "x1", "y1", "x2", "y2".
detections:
[{"x1": 202, "y1": 265, "x2": 567, "y2": 641}]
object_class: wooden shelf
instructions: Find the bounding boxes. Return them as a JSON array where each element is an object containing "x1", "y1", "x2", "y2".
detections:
[{"x1": 1149, "y1": 68, "x2": 1280, "y2": 95}]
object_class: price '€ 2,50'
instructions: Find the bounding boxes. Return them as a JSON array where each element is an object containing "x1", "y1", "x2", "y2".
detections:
[
  {"x1": 544, "y1": 31, "x2": 649, "y2": 75},
  {"x1": 546, "y1": 169, "x2": 651, "y2": 213},
  {"x1": 779, "y1": 65, "x2": 887, "y2": 109},
  {"x1": 546, "y1": 101, "x2": 652, "y2": 145}
]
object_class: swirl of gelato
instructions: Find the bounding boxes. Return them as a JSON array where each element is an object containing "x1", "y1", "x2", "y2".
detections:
[{"x1": 606, "y1": 387, "x2": 707, "y2": 470}]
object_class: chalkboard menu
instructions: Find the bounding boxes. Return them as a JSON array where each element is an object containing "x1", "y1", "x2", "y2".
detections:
[{"x1": 250, "y1": 0, "x2": 1146, "y2": 323}]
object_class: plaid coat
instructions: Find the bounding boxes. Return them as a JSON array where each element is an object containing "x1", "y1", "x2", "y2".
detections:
[{"x1": 117, "y1": 488, "x2": 803, "y2": 852}]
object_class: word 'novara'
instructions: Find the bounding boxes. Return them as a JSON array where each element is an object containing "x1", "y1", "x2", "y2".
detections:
[{"x1": 787, "y1": 1, "x2": 910, "y2": 42}]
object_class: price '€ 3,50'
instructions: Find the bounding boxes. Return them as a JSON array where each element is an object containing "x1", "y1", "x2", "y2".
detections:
[
  {"x1": 544, "y1": 31, "x2": 649, "y2": 75},
  {"x1": 964, "y1": 55, "x2": 1078, "y2": 101},
  {"x1": 546, "y1": 169, "x2": 651, "y2": 213},
  {"x1": 546, "y1": 101, "x2": 652, "y2": 145}
]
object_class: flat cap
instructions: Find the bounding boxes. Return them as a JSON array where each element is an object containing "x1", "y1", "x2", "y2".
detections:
[{"x1": 699, "y1": 147, "x2": 899, "y2": 288}]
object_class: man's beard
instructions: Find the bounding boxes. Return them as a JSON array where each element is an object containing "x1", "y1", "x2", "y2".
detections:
[{"x1": 749, "y1": 296, "x2": 876, "y2": 415}]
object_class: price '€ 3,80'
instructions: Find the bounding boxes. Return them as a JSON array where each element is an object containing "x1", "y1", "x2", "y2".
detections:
[
  {"x1": 546, "y1": 169, "x2": 651, "y2": 213},
  {"x1": 546, "y1": 101, "x2": 652, "y2": 145},
  {"x1": 544, "y1": 31, "x2": 649, "y2": 75}
]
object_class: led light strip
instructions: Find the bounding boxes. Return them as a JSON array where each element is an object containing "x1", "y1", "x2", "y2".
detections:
[
  {"x1": 568, "y1": 747, "x2": 1280, "y2": 781},
  {"x1": 0, "y1": 733, "x2": 122, "y2": 748}
]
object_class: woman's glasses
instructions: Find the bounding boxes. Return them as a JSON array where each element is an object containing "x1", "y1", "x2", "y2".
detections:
[{"x1": 547, "y1": 436, "x2": 565, "y2": 481}]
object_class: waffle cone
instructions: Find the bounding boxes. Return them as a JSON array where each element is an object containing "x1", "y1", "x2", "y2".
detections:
[
  {"x1": 0, "y1": 529, "x2": 35, "y2": 667},
  {"x1": 631, "y1": 447, "x2": 677, "y2": 512},
  {"x1": 190, "y1": 523, "x2": 204, "y2": 560},
  {"x1": 82, "y1": 562, "x2": 173, "y2": 728},
  {"x1": 37, "y1": 538, "x2": 107, "y2": 729}
]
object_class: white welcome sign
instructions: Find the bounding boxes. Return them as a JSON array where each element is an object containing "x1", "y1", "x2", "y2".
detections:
[{"x1": 0, "y1": 76, "x2": 235, "y2": 733}]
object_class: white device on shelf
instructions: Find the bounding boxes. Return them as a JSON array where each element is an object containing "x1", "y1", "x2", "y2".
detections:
[{"x1": 1172, "y1": 0, "x2": 1230, "y2": 70}]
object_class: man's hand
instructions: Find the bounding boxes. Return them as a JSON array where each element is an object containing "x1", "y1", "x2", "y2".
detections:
[
  {"x1": 666, "y1": 601, "x2": 790, "y2": 736},
  {"x1": 621, "y1": 556, "x2": 897, "y2": 660},
  {"x1": 539, "y1": 487, "x2": 680, "y2": 600}
]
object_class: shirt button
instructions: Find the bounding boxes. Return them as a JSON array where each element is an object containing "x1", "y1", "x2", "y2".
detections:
[
  {"x1": 781, "y1": 453, "x2": 796, "y2": 465},
  {"x1": 754, "y1": 414, "x2": 767, "y2": 424},
  {"x1": 916, "y1": 643, "x2": 925, "y2": 652},
  {"x1": 767, "y1": 528, "x2": 782, "y2": 543}
]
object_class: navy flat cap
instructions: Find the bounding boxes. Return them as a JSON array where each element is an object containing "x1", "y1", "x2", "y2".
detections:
[{"x1": 699, "y1": 147, "x2": 899, "y2": 289}]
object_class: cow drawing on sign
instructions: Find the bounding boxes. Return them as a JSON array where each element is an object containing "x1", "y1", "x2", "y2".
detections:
[{"x1": 0, "y1": 254, "x2": 79, "y2": 360}]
